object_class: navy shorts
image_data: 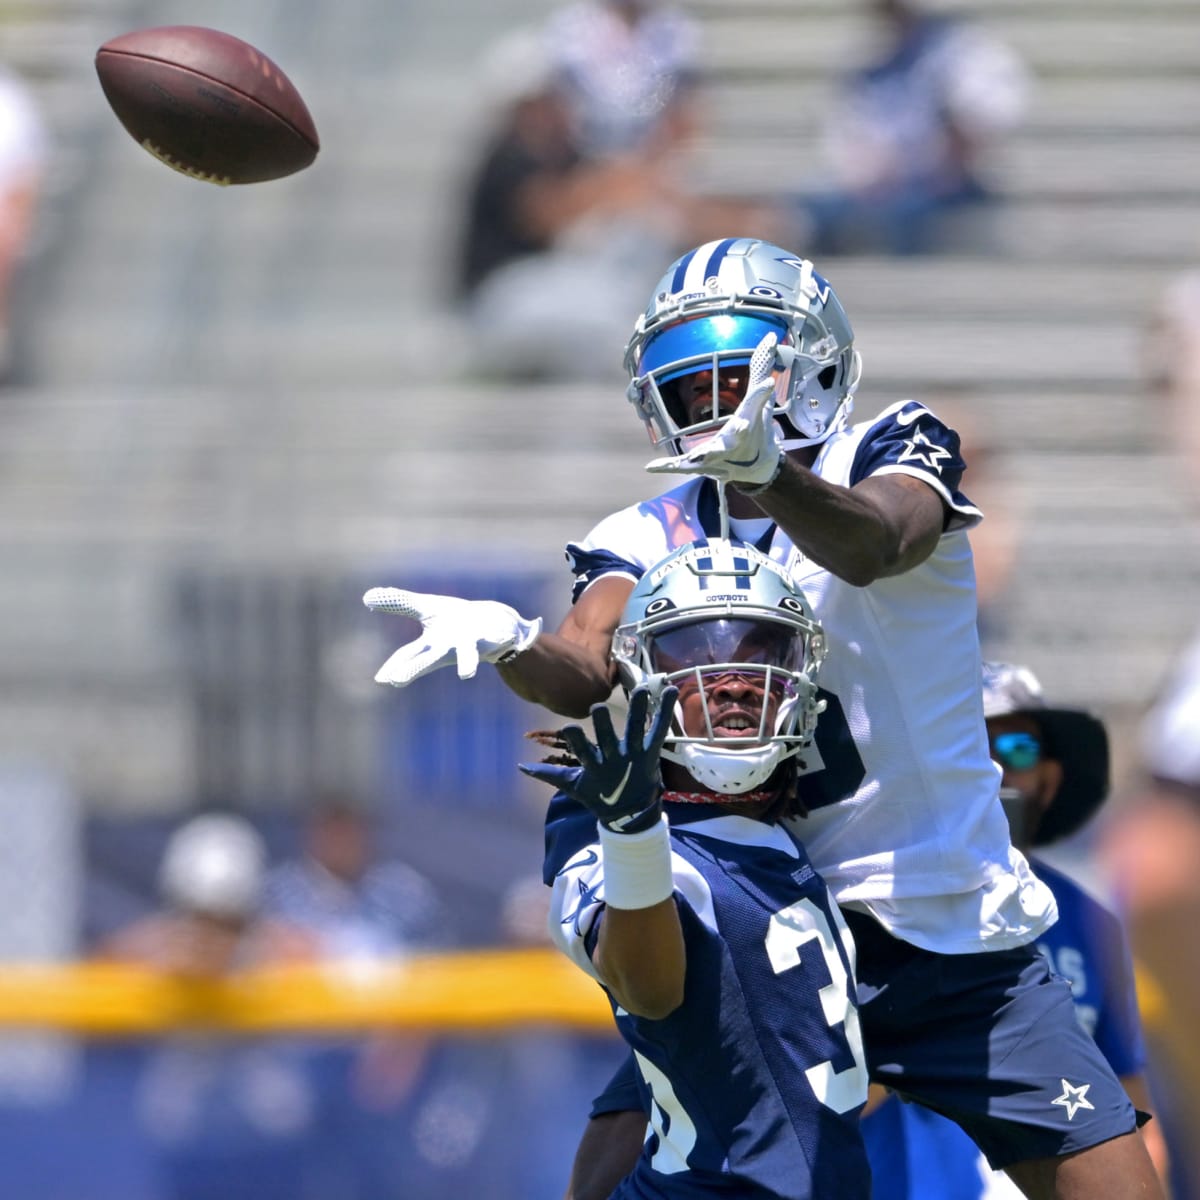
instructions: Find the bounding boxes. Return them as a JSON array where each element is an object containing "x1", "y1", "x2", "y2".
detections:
[
  {"x1": 591, "y1": 909, "x2": 1140, "y2": 1170},
  {"x1": 842, "y1": 909, "x2": 1139, "y2": 1168}
]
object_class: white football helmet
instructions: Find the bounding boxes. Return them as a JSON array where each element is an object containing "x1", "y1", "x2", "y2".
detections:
[
  {"x1": 624, "y1": 238, "x2": 862, "y2": 454},
  {"x1": 612, "y1": 538, "x2": 826, "y2": 795}
]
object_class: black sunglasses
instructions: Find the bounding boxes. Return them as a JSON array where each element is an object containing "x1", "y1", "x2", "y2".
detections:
[{"x1": 991, "y1": 731, "x2": 1042, "y2": 772}]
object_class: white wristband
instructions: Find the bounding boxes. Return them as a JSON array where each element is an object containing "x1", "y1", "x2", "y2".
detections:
[{"x1": 599, "y1": 816, "x2": 674, "y2": 910}]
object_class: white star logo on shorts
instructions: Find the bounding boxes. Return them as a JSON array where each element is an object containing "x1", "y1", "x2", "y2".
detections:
[
  {"x1": 1052, "y1": 1079, "x2": 1095, "y2": 1121},
  {"x1": 896, "y1": 431, "x2": 953, "y2": 472}
]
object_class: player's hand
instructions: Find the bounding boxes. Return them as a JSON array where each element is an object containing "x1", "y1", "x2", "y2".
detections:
[
  {"x1": 364, "y1": 588, "x2": 542, "y2": 686},
  {"x1": 520, "y1": 684, "x2": 679, "y2": 834},
  {"x1": 646, "y1": 332, "x2": 786, "y2": 487}
]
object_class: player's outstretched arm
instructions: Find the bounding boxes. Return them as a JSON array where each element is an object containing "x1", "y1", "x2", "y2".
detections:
[
  {"x1": 521, "y1": 685, "x2": 685, "y2": 1019},
  {"x1": 642, "y1": 329, "x2": 948, "y2": 585},
  {"x1": 366, "y1": 576, "x2": 629, "y2": 718},
  {"x1": 497, "y1": 575, "x2": 633, "y2": 718},
  {"x1": 743, "y1": 465, "x2": 947, "y2": 586}
]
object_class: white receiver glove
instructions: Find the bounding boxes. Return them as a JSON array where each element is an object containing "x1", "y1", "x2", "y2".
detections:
[
  {"x1": 363, "y1": 588, "x2": 543, "y2": 686},
  {"x1": 646, "y1": 332, "x2": 787, "y2": 489}
]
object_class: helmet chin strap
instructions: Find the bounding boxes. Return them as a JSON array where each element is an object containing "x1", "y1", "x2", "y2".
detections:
[
  {"x1": 662, "y1": 786, "x2": 779, "y2": 807},
  {"x1": 716, "y1": 480, "x2": 731, "y2": 540}
]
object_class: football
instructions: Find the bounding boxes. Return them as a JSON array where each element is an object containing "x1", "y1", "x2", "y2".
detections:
[{"x1": 94, "y1": 25, "x2": 319, "y2": 186}]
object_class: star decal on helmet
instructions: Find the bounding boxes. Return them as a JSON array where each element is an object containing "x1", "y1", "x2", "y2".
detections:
[
  {"x1": 1051, "y1": 1079, "x2": 1095, "y2": 1121},
  {"x1": 897, "y1": 430, "x2": 953, "y2": 472}
]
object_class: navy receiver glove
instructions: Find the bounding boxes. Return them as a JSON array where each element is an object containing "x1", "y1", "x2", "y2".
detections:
[{"x1": 520, "y1": 684, "x2": 679, "y2": 834}]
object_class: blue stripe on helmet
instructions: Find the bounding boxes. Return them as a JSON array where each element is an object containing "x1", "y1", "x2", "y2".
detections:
[
  {"x1": 638, "y1": 313, "x2": 790, "y2": 382},
  {"x1": 670, "y1": 247, "x2": 698, "y2": 294},
  {"x1": 702, "y1": 237, "x2": 738, "y2": 283}
]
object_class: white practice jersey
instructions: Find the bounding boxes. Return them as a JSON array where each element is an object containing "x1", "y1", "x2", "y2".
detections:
[{"x1": 566, "y1": 401, "x2": 1056, "y2": 953}]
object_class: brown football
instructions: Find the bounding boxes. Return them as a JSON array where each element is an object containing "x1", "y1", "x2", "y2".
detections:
[{"x1": 95, "y1": 25, "x2": 319, "y2": 186}]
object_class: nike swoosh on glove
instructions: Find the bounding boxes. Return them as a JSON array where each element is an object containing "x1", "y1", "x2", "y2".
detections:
[
  {"x1": 646, "y1": 331, "x2": 785, "y2": 486},
  {"x1": 520, "y1": 684, "x2": 679, "y2": 834},
  {"x1": 364, "y1": 588, "x2": 542, "y2": 685}
]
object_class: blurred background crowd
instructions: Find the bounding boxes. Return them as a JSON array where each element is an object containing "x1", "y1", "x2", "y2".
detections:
[{"x1": 0, "y1": 0, "x2": 1196, "y2": 1196}]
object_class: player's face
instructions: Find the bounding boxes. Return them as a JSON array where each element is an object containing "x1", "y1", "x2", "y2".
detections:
[
  {"x1": 675, "y1": 668, "x2": 780, "y2": 740},
  {"x1": 987, "y1": 713, "x2": 1061, "y2": 848},
  {"x1": 669, "y1": 365, "x2": 750, "y2": 426},
  {"x1": 987, "y1": 714, "x2": 1045, "y2": 790},
  {"x1": 649, "y1": 618, "x2": 796, "y2": 740}
]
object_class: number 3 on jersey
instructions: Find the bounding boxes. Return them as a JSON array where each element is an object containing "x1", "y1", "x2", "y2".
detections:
[
  {"x1": 643, "y1": 898, "x2": 869, "y2": 1177},
  {"x1": 766, "y1": 897, "x2": 868, "y2": 1113}
]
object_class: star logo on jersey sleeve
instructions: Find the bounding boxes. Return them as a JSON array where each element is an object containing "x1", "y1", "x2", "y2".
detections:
[
  {"x1": 896, "y1": 430, "x2": 953, "y2": 473},
  {"x1": 1051, "y1": 1079, "x2": 1095, "y2": 1121},
  {"x1": 561, "y1": 874, "x2": 605, "y2": 936}
]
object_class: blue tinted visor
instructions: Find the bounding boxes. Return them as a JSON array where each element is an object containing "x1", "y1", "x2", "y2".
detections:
[{"x1": 638, "y1": 314, "x2": 790, "y2": 384}]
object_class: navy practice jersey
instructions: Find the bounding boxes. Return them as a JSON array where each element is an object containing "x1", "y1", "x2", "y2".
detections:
[
  {"x1": 861, "y1": 857, "x2": 1147, "y2": 1199},
  {"x1": 546, "y1": 796, "x2": 871, "y2": 1199}
]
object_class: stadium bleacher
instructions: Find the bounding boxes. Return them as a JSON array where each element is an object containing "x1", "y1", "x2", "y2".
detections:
[{"x1": 0, "y1": 0, "x2": 1196, "y2": 811}]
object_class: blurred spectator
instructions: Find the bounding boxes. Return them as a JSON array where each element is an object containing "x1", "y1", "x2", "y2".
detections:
[
  {"x1": 261, "y1": 793, "x2": 454, "y2": 961},
  {"x1": 863, "y1": 662, "x2": 1168, "y2": 1196},
  {"x1": 95, "y1": 812, "x2": 312, "y2": 975},
  {"x1": 1146, "y1": 270, "x2": 1200, "y2": 478},
  {"x1": 545, "y1": 0, "x2": 701, "y2": 159},
  {"x1": 1099, "y1": 638, "x2": 1200, "y2": 1200},
  {"x1": 454, "y1": 26, "x2": 788, "y2": 380},
  {"x1": 1102, "y1": 635, "x2": 1200, "y2": 1200},
  {"x1": 93, "y1": 813, "x2": 322, "y2": 1200},
  {"x1": 262, "y1": 794, "x2": 465, "y2": 1193},
  {"x1": 1095, "y1": 270, "x2": 1200, "y2": 1200},
  {"x1": 0, "y1": 61, "x2": 47, "y2": 385},
  {"x1": 799, "y1": 0, "x2": 1029, "y2": 256}
]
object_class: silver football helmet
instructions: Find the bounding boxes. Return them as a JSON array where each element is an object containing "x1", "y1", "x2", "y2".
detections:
[
  {"x1": 612, "y1": 538, "x2": 826, "y2": 795},
  {"x1": 624, "y1": 238, "x2": 862, "y2": 455}
]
